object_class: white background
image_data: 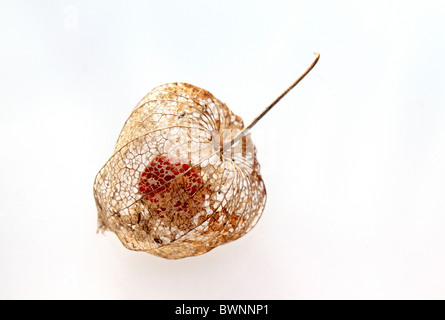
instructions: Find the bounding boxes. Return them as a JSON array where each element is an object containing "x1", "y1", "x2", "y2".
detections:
[{"x1": 1, "y1": 0, "x2": 445, "y2": 299}]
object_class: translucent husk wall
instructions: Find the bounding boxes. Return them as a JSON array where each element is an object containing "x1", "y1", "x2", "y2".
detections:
[{"x1": 93, "y1": 83, "x2": 266, "y2": 259}]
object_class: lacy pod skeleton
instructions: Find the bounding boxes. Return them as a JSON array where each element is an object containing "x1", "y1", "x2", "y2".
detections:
[{"x1": 94, "y1": 53, "x2": 320, "y2": 259}]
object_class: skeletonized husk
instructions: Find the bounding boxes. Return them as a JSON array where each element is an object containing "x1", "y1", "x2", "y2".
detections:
[{"x1": 93, "y1": 82, "x2": 266, "y2": 259}]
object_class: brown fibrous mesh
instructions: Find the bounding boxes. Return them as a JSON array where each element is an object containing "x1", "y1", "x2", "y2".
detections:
[{"x1": 93, "y1": 82, "x2": 266, "y2": 259}]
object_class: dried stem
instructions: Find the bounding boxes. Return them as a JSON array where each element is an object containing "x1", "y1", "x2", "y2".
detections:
[{"x1": 222, "y1": 52, "x2": 320, "y2": 152}]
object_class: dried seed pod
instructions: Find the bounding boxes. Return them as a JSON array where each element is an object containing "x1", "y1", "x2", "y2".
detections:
[{"x1": 94, "y1": 53, "x2": 319, "y2": 259}]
